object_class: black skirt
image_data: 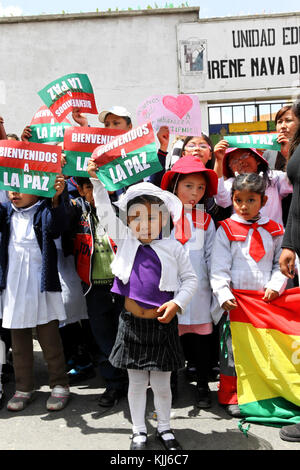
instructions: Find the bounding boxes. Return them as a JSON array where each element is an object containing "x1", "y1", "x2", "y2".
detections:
[{"x1": 109, "y1": 309, "x2": 185, "y2": 371}]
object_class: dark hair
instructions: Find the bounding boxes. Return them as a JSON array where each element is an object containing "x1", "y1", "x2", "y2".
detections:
[
  {"x1": 126, "y1": 195, "x2": 167, "y2": 213},
  {"x1": 74, "y1": 176, "x2": 91, "y2": 187},
  {"x1": 289, "y1": 99, "x2": 300, "y2": 158},
  {"x1": 181, "y1": 134, "x2": 215, "y2": 169},
  {"x1": 226, "y1": 148, "x2": 271, "y2": 188},
  {"x1": 7, "y1": 133, "x2": 19, "y2": 140},
  {"x1": 231, "y1": 173, "x2": 266, "y2": 200},
  {"x1": 126, "y1": 194, "x2": 172, "y2": 236},
  {"x1": 275, "y1": 105, "x2": 292, "y2": 125}
]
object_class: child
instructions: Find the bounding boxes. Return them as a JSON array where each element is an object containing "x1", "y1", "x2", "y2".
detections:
[
  {"x1": 0, "y1": 175, "x2": 70, "y2": 412},
  {"x1": 210, "y1": 173, "x2": 287, "y2": 416},
  {"x1": 161, "y1": 155, "x2": 218, "y2": 408},
  {"x1": 88, "y1": 159, "x2": 198, "y2": 450},
  {"x1": 68, "y1": 176, "x2": 128, "y2": 406},
  {"x1": 213, "y1": 142, "x2": 293, "y2": 226}
]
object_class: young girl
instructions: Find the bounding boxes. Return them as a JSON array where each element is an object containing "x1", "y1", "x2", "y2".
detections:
[
  {"x1": 160, "y1": 155, "x2": 218, "y2": 408},
  {"x1": 0, "y1": 175, "x2": 70, "y2": 412},
  {"x1": 172, "y1": 134, "x2": 232, "y2": 226},
  {"x1": 210, "y1": 173, "x2": 287, "y2": 416},
  {"x1": 88, "y1": 159, "x2": 198, "y2": 451},
  {"x1": 213, "y1": 143, "x2": 293, "y2": 226}
]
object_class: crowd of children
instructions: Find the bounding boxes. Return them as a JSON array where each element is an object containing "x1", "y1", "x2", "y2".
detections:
[{"x1": 0, "y1": 99, "x2": 300, "y2": 448}]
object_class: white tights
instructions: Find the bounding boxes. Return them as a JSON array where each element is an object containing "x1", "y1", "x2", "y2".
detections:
[{"x1": 127, "y1": 369, "x2": 172, "y2": 436}]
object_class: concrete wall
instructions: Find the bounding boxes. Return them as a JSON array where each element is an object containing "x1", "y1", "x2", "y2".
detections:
[{"x1": 0, "y1": 8, "x2": 199, "y2": 136}]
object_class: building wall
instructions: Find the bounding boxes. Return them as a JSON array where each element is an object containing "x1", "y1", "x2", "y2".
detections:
[
  {"x1": 0, "y1": 8, "x2": 199, "y2": 136},
  {"x1": 0, "y1": 9, "x2": 298, "y2": 141}
]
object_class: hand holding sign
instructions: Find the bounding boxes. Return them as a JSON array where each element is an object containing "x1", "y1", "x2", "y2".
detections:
[
  {"x1": 0, "y1": 140, "x2": 62, "y2": 197},
  {"x1": 224, "y1": 134, "x2": 281, "y2": 151},
  {"x1": 91, "y1": 122, "x2": 162, "y2": 191}
]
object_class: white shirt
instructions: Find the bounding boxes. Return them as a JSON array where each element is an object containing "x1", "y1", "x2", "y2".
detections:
[
  {"x1": 91, "y1": 179, "x2": 198, "y2": 312},
  {"x1": 215, "y1": 171, "x2": 293, "y2": 226},
  {"x1": 210, "y1": 213, "x2": 287, "y2": 324}
]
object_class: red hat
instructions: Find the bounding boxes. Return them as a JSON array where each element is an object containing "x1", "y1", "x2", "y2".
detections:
[
  {"x1": 161, "y1": 155, "x2": 218, "y2": 197},
  {"x1": 223, "y1": 147, "x2": 269, "y2": 178}
]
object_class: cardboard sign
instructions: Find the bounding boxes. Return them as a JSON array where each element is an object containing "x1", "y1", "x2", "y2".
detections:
[
  {"x1": 29, "y1": 122, "x2": 72, "y2": 144},
  {"x1": 224, "y1": 134, "x2": 281, "y2": 151},
  {"x1": 62, "y1": 127, "x2": 125, "y2": 177},
  {"x1": 30, "y1": 105, "x2": 71, "y2": 125},
  {"x1": 38, "y1": 73, "x2": 98, "y2": 123},
  {"x1": 92, "y1": 122, "x2": 162, "y2": 191},
  {"x1": 137, "y1": 94, "x2": 202, "y2": 136},
  {"x1": 0, "y1": 140, "x2": 61, "y2": 197}
]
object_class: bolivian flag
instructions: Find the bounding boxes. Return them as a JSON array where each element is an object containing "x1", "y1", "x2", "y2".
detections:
[{"x1": 230, "y1": 288, "x2": 300, "y2": 426}]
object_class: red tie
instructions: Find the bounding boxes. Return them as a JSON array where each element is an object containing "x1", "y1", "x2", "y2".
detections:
[
  {"x1": 174, "y1": 213, "x2": 191, "y2": 245},
  {"x1": 249, "y1": 222, "x2": 265, "y2": 262}
]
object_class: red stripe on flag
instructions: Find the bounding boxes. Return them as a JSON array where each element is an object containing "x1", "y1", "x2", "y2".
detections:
[
  {"x1": 218, "y1": 374, "x2": 238, "y2": 405},
  {"x1": 230, "y1": 288, "x2": 300, "y2": 335}
]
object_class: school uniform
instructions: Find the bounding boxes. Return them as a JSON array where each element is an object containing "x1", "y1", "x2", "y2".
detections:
[
  {"x1": 0, "y1": 199, "x2": 68, "y2": 392},
  {"x1": 172, "y1": 209, "x2": 216, "y2": 330},
  {"x1": 91, "y1": 179, "x2": 198, "y2": 373},
  {"x1": 210, "y1": 213, "x2": 287, "y2": 404},
  {"x1": 216, "y1": 171, "x2": 293, "y2": 226},
  {"x1": 170, "y1": 208, "x2": 216, "y2": 388}
]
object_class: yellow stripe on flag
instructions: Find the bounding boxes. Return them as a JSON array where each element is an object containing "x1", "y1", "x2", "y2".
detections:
[{"x1": 231, "y1": 322, "x2": 300, "y2": 406}]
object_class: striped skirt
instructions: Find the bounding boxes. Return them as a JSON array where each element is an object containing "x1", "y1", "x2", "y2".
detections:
[{"x1": 109, "y1": 309, "x2": 185, "y2": 371}]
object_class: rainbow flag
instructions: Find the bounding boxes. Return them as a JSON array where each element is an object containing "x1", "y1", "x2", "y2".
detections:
[{"x1": 230, "y1": 288, "x2": 300, "y2": 427}]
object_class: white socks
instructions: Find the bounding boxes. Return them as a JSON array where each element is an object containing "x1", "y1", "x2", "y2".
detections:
[{"x1": 127, "y1": 369, "x2": 172, "y2": 437}]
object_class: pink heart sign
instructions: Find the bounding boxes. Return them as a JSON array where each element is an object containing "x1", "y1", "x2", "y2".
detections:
[{"x1": 162, "y1": 95, "x2": 193, "y2": 119}]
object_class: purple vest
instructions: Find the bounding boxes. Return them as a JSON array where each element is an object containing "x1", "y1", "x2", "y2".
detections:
[{"x1": 111, "y1": 244, "x2": 173, "y2": 309}]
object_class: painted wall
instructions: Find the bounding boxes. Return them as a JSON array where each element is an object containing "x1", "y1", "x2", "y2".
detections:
[{"x1": 0, "y1": 8, "x2": 199, "y2": 136}]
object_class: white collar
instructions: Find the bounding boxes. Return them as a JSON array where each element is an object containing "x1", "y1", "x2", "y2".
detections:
[
  {"x1": 231, "y1": 213, "x2": 270, "y2": 225},
  {"x1": 12, "y1": 200, "x2": 42, "y2": 213}
]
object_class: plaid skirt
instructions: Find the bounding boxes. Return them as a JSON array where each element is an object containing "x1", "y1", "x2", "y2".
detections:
[{"x1": 109, "y1": 309, "x2": 185, "y2": 371}]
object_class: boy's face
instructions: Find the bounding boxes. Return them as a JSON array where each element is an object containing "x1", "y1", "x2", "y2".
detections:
[
  {"x1": 8, "y1": 191, "x2": 39, "y2": 208},
  {"x1": 78, "y1": 183, "x2": 94, "y2": 206},
  {"x1": 104, "y1": 113, "x2": 132, "y2": 130}
]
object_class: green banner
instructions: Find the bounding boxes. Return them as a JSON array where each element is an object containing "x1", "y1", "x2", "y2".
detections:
[
  {"x1": 96, "y1": 142, "x2": 161, "y2": 191},
  {"x1": 62, "y1": 151, "x2": 91, "y2": 177},
  {"x1": 224, "y1": 133, "x2": 281, "y2": 151},
  {"x1": 38, "y1": 73, "x2": 94, "y2": 108},
  {"x1": 0, "y1": 167, "x2": 58, "y2": 197},
  {"x1": 29, "y1": 123, "x2": 72, "y2": 143}
]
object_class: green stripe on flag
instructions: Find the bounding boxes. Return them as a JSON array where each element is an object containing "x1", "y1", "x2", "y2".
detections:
[
  {"x1": 239, "y1": 396, "x2": 300, "y2": 426},
  {"x1": 0, "y1": 167, "x2": 58, "y2": 197},
  {"x1": 96, "y1": 143, "x2": 162, "y2": 191}
]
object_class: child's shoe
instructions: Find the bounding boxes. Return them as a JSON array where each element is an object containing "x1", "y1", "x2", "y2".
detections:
[
  {"x1": 7, "y1": 390, "x2": 35, "y2": 411},
  {"x1": 195, "y1": 386, "x2": 212, "y2": 409},
  {"x1": 46, "y1": 385, "x2": 70, "y2": 411}
]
